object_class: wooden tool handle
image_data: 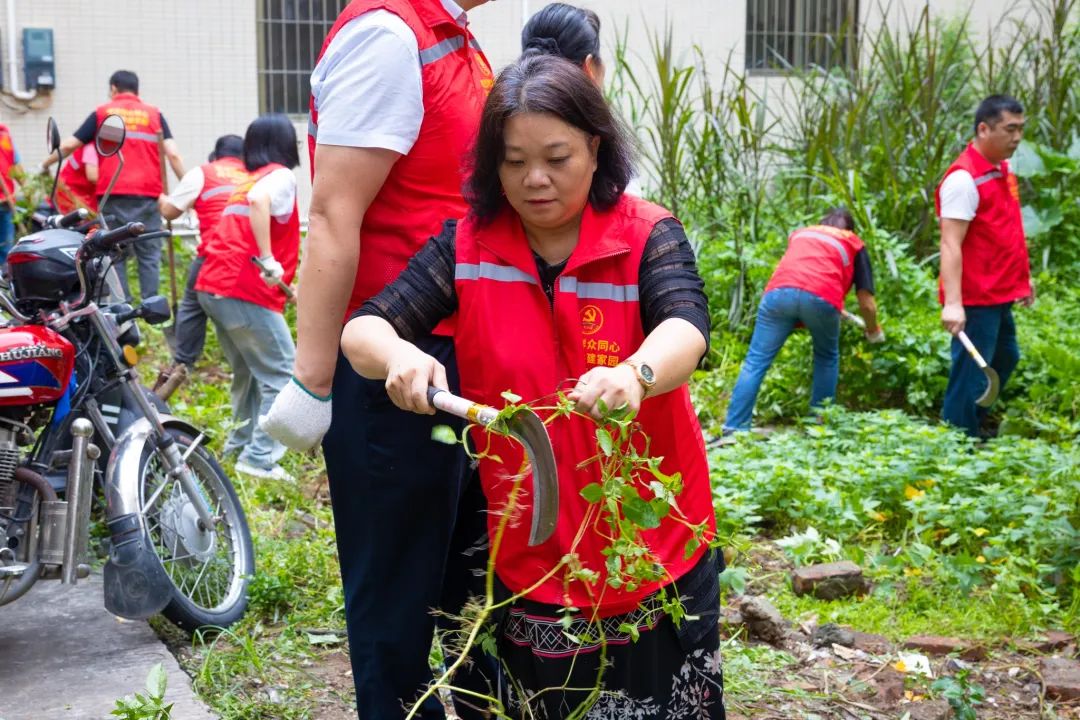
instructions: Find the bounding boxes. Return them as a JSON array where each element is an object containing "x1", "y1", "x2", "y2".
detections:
[
  {"x1": 426, "y1": 387, "x2": 498, "y2": 425},
  {"x1": 956, "y1": 331, "x2": 988, "y2": 369}
]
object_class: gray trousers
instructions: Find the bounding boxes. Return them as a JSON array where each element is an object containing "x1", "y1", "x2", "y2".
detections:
[{"x1": 98, "y1": 194, "x2": 163, "y2": 299}]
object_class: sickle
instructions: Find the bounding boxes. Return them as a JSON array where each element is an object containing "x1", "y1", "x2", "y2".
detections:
[{"x1": 427, "y1": 387, "x2": 558, "y2": 545}]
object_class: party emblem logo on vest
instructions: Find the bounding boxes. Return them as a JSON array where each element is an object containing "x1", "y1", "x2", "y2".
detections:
[
  {"x1": 580, "y1": 305, "x2": 604, "y2": 335},
  {"x1": 1008, "y1": 174, "x2": 1020, "y2": 203}
]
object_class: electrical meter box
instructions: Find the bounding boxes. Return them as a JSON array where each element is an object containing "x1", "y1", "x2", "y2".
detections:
[{"x1": 23, "y1": 28, "x2": 55, "y2": 90}]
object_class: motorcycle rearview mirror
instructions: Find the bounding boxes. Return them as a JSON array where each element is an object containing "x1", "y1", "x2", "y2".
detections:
[
  {"x1": 46, "y1": 117, "x2": 61, "y2": 153},
  {"x1": 95, "y1": 114, "x2": 127, "y2": 229},
  {"x1": 47, "y1": 117, "x2": 64, "y2": 211},
  {"x1": 136, "y1": 295, "x2": 172, "y2": 325},
  {"x1": 95, "y1": 114, "x2": 126, "y2": 157}
]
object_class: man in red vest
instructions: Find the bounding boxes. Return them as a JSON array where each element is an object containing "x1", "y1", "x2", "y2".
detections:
[
  {"x1": 0, "y1": 123, "x2": 23, "y2": 269},
  {"x1": 42, "y1": 70, "x2": 186, "y2": 299},
  {"x1": 260, "y1": 1, "x2": 495, "y2": 716},
  {"x1": 723, "y1": 208, "x2": 883, "y2": 433},
  {"x1": 937, "y1": 94, "x2": 1033, "y2": 437},
  {"x1": 153, "y1": 134, "x2": 248, "y2": 398}
]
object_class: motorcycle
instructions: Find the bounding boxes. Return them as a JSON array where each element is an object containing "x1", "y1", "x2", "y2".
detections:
[{"x1": 0, "y1": 114, "x2": 253, "y2": 631}]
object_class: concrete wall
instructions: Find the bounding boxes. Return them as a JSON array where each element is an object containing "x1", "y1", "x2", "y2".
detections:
[
  {"x1": 2, "y1": 1, "x2": 1025, "y2": 218},
  {"x1": 2, "y1": 0, "x2": 259, "y2": 203}
]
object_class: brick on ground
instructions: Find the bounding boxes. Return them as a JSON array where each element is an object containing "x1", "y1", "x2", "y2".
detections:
[
  {"x1": 902, "y1": 635, "x2": 988, "y2": 660},
  {"x1": 1041, "y1": 657, "x2": 1080, "y2": 701}
]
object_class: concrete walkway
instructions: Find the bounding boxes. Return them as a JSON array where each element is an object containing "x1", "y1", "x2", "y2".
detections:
[{"x1": 0, "y1": 574, "x2": 215, "y2": 720}]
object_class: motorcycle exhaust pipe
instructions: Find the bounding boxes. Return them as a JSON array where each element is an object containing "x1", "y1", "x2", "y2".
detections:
[{"x1": 61, "y1": 419, "x2": 97, "y2": 585}]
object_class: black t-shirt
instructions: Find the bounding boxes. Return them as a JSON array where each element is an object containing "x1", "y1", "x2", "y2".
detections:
[
  {"x1": 73, "y1": 110, "x2": 172, "y2": 144},
  {"x1": 852, "y1": 247, "x2": 875, "y2": 295},
  {"x1": 354, "y1": 216, "x2": 711, "y2": 354}
]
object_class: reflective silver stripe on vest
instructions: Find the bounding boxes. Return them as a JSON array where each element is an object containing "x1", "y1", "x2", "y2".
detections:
[
  {"x1": 199, "y1": 185, "x2": 235, "y2": 202},
  {"x1": 558, "y1": 276, "x2": 639, "y2": 302},
  {"x1": 69, "y1": 155, "x2": 81, "y2": 170},
  {"x1": 419, "y1": 36, "x2": 465, "y2": 66},
  {"x1": 221, "y1": 205, "x2": 250, "y2": 217},
  {"x1": 455, "y1": 262, "x2": 537, "y2": 284},
  {"x1": 795, "y1": 230, "x2": 850, "y2": 267},
  {"x1": 308, "y1": 115, "x2": 317, "y2": 141},
  {"x1": 973, "y1": 170, "x2": 1004, "y2": 187},
  {"x1": 126, "y1": 131, "x2": 159, "y2": 143}
]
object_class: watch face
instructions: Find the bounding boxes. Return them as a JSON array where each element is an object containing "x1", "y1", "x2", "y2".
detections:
[{"x1": 639, "y1": 363, "x2": 656, "y2": 384}]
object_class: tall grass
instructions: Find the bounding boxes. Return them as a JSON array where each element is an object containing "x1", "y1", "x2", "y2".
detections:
[{"x1": 608, "y1": 0, "x2": 1080, "y2": 426}]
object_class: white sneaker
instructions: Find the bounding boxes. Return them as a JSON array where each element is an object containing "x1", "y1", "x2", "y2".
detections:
[{"x1": 234, "y1": 460, "x2": 295, "y2": 482}]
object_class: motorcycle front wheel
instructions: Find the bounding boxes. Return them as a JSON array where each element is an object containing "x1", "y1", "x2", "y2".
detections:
[{"x1": 139, "y1": 427, "x2": 253, "y2": 632}]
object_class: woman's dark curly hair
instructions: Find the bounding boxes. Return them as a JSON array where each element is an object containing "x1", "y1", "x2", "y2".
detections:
[{"x1": 464, "y1": 54, "x2": 635, "y2": 224}]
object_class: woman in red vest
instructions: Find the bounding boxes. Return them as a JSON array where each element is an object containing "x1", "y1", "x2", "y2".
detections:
[
  {"x1": 154, "y1": 135, "x2": 249, "y2": 396},
  {"x1": 195, "y1": 116, "x2": 299, "y2": 481},
  {"x1": 342, "y1": 55, "x2": 724, "y2": 718},
  {"x1": 722, "y1": 210, "x2": 883, "y2": 433}
]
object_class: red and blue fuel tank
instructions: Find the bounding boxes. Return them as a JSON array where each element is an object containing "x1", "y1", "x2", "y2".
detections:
[{"x1": 0, "y1": 326, "x2": 75, "y2": 405}]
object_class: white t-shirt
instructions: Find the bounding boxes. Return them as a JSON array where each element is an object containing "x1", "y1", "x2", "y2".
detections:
[
  {"x1": 938, "y1": 170, "x2": 980, "y2": 221},
  {"x1": 309, "y1": 0, "x2": 467, "y2": 153},
  {"x1": 164, "y1": 166, "x2": 206, "y2": 212},
  {"x1": 249, "y1": 168, "x2": 297, "y2": 223}
]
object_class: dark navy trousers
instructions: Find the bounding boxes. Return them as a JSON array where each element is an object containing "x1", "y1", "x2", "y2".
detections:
[
  {"x1": 942, "y1": 303, "x2": 1020, "y2": 436},
  {"x1": 323, "y1": 337, "x2": 492, "y2": 719}
]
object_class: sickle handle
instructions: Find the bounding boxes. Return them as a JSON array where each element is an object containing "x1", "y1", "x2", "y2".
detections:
[
  {"x1": 956, "y1": 331, "x2": 989, "y2": 369},
  {"x1": 427, "y1": 387, "x2": 499, "y2": 425}
]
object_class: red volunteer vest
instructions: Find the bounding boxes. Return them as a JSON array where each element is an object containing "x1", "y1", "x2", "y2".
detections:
[
  {"x1": 765, "y1": 225, "x2": 866, "y2": 311},
  {"x1": 56, "y1": 147, "x2": 98, "y2": 213},
  {"x1": 195, "y1": 164, "x2": 299, "y2": 312},
  {"x1": 310, "y1": 0, "x2": 493, "y2": 326},
  {"x1": 453, "y1": 196, "x2": 716, "y2": 616},
  {"x1": 192, "y1": 157, "x2": 251, "y2": 255},
  {"x1": 935, "y1": 143, "x2": 1031, "y2": 306},
  {"x1": 0, "y1": 125, "x2": 16, "y2": 197},
  {"x1": 94, "y1": 93, "x2": 164, "y2": 198}
]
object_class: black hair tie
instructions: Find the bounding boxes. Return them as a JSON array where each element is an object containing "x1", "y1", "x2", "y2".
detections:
[{"x1": 524, "y1": 36, "x2": 563, "y2": 57}]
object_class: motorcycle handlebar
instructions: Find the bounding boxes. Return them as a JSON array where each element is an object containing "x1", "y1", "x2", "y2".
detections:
[
  {"x1": 57, "y1": 209, "x2": 90, "y2": 228},
  {"x1": 85, "y1": 222, "x2": 146, "y2": 253}
]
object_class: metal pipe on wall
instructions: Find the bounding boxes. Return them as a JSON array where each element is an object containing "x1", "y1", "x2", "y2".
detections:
[{"x1": 5, "y1": 0, "x2": 37, "y2": 100}]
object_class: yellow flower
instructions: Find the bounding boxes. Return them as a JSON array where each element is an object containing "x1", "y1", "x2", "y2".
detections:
[
  {"x1": 903, "y1": 567, "x2": 923, "y2": 577},
  {"x1": 904, "y1": 485, "x2": 925, "y2": 500},
  {"x1": 973, "y1": 527, "x2": 989, "y2": 537},
  {"x1": 976, "y1": 555, "x2": 986, "y2": 563},
  {"x1": 894, "y1": 660, "x2": 908, "y2": 673},
  {"x1": 869, "y1": 510, "x2": 887, "y2": 522}
]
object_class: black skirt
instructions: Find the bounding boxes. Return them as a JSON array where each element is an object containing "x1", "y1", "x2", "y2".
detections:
[{"x1": 496, "y1": 550, "x2": 726, "y2": 719}]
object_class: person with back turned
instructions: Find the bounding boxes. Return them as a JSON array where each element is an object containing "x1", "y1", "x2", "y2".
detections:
[{"x1": 42, "y1": 69, "x2": 185, "y2": 299}]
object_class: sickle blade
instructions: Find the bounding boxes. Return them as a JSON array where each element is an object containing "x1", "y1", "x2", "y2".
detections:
[
  {"x1": 975, "y1": 367, "x2": 1000, "y2": 408},
  {"x1": 505, "y1": 409, "x2": 558, "y2": 546}
]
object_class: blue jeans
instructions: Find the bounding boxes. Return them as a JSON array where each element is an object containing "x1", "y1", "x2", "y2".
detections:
[
  {"x1": 0, "y1": 207, "x2": 14, "y2": 264},
  {"x1": 942, "y1": 303, "x2": 1019, "y2": 436},
  {"x1": 724, "y1": 287, "x2": 841, "y2": 431},
  {"x1": 196, "y1": 293, "x2": 294, "y2": 469}
]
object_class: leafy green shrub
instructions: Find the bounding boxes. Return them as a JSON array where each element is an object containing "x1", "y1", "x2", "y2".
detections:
[{"x1": 710, "y1": 408, "x2": 1080, "y2": 611}]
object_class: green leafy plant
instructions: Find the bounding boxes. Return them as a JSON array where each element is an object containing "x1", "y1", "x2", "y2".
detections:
[
  {"x1": 932, "y1": 670, "x2": 986, "y2": 720},
  {"x1": 111, "y1": 663, "x2": 173, "y2": 720}
]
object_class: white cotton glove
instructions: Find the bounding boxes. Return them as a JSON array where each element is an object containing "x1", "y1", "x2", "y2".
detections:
[
  {"x1": 864, "y1": 326, "x2": 886, "y2": 344},
  {"x1": 258, "y1": 255, "x2": 285, "y2": 287},
  {"x1": 260, "y1": 377, "x2": 332, "y2": 452}
]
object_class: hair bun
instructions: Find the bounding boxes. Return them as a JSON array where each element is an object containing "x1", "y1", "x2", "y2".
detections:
[{"x1": 523, "y1": 36, "x2": 563, "y2": 57}]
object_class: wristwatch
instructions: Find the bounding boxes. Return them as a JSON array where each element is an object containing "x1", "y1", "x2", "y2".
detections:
[{"x1": 621, "y1": 359, "x2": 656, "y2": 397}]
